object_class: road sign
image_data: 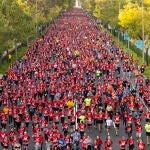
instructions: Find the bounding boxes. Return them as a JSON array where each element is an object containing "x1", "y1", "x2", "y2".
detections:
[
  {"x1": 115, "y1": 29, "x2": 119, "y2": 33},
  {"x1": 123, "y1": 33, "x2": 129, "y2": 40},
  {"x1": 136, "y1": 40, "x2": 143, "y2": 49}
]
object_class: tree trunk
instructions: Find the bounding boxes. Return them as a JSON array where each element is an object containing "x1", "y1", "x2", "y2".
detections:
[{"x1": 146, "y1": 47, "x2": 149, "y2": 66}]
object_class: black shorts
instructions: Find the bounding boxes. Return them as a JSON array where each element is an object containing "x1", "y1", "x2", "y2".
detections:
[
  {"x1": 88, "y1": 123, "x2": 92, "y2": 126},
  {"x1": 77, "y1": 118, "x2": 80, "y2": 123},
  {"x1": 87, "y1": 145, "x2": 92, "y2": 150},
  {"x1": 53, "y1": 107, "x2": 59, "y2": 111},
  {"x1": 139, "y1": 110, "x2": 143, "y2": 113},
  {"x1": 80, "y1": 131, "x2": 85, "y2": 136},
  {"x1": 49, "y1": 118, "x2": 53, "y2": 121},
  {"x1": 2, "y1": 145, "x2": 8, "y2": 149},
  {"x1": 115, "y1": 124, "x2": 120, "y2": 128},
  {"x1": 146, "y1": 132, "x2": 150, "y2": 136},
  {"x1": 54, "y1": 121, "x2": 59, "y2": 124},
  {"x1": 97, "y1": 120, "x2": 103, "y2": 124},
  {"x1": 71, "y1": 122, "x2": 75, "y2": 126},
  {"x1": 129, "y1": 144, "x2": 134, "y2": 149},
  {"x1": 61, "y1": 117, "x2": 65, "y2": 123}
]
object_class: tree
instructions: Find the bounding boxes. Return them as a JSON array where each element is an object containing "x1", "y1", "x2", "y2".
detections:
[
  {"x1": 118, "y1": 1, "x2": 150, "y2": 59},
  {"x1": 0, "y1": 0, "x2": 76, "y2": 54},
  {"x1": 81, "y1": 0, "x2": 95, "y2": 13}
]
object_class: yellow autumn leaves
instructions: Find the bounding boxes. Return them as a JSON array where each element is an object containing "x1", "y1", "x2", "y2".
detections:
[
  {"x1": 119, "y1": 0, "x2": 150, "y2": 42},
  {"x1": 81, "y1": 0, "x2": 150, "y2": 44}
]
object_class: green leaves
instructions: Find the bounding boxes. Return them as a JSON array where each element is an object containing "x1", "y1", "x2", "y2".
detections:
[
  {"x1": 82, "y1": 0, "x2": 150, "y2": 45},
  {"x1": 0, "y1": 0, "x2": 75, "y2": 53}
]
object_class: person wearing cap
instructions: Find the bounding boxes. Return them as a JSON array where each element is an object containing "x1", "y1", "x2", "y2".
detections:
[{"x1": 145, "y1": 121, "x2": 150, "y2": 144}]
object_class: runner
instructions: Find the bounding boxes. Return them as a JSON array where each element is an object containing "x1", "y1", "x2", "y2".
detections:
[
  {"x1": 118, "y1": 136, "x2": 126, "y2": 150},
  {"x1": 145, "y1": 121, "x2": 150, "y2": 145},
  {"x1": 0, "y1": 6, "x2": 149, "y2": 150}
]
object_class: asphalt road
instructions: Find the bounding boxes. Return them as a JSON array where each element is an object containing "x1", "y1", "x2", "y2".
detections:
[{"x1": 0, "y1": 7, "x2": 150, "y2": 150}]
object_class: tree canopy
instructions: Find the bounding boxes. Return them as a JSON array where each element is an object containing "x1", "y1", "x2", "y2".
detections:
[
  {"x1": 0, "y1": 0, "x2": 75, "y2": 52},
  {"x1": 81, "y1": 0, "x2": 150, "y2": 46}
]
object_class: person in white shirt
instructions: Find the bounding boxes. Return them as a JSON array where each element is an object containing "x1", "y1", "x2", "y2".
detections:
[{"x1": 106, "y1": 117, "x2": 116, "y2": 135}]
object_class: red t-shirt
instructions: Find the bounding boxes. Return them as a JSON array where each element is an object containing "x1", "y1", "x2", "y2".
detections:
[
  {"x1": 114, "y1": 115, "x2": 121, "y2": 124},
  {"x1": 22, "y1": 134, "x2": 30, "y2": 145},
  {"x1": 78, "y1": 123, "x2": 86, "y2": 131},
  {"x1": 51, "y1": 136, "x2": 58, "y2": 145},
  {"x1": 118, "y1": 139, "x2": 126, "y2": 149},
  {"x1": 135, "y1": 125, "x2": 142, "y2": 132},
  {"x1": 70, "y1": 115, "x2": 76, "y2": 123},
  {"x1": 127, "y1": 137, "x2": 134, "y2": 145},
  {"x1": 126, "y1": 115, "x2": 133, "y2": 124},
  {"x1": 32, "y1": 127, "x2": 40, "y2": 135},
  {"x1": 97, "y1": 112, "x2": 104, "y2": 120},
  {"x1": 1, "y1": 137, "x2": 9, "y2": 147},
  {"x1": 95, "y1": 137, "x2": 103, "y2": 145},
  {"x1": 53, "y1": 113, "x2": 60, "y2": 123},
  {"x1": 137, "y1": 141, "x2": 146, "y2": 150},
  {"x1": 34, "y1": 134, "x2": 44, "y2": 144},
  {"x1": 64, "y1": 136, "x2": 71, "y2": 144}
]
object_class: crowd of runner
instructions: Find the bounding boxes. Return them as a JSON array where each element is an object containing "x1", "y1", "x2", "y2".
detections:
[{"x1": 0, "y1": 8, "x2": 150, "y2": 150}]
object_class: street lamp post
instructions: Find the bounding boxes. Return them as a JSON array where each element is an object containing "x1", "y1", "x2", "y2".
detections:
[
  {"x1": 27, "y1": 37, "x2": 29, "y2": 48},
  {"x1": 118, "y1": 0, "x2": 120, "y2": 46},
  {"x1": 141, "y1": 0, "x2": 145, "y2": 63},
  {"x1": 13, "y1": 39, "x2": 18, "y2": 59},
  {"x1": 36, "y1": 0, "x2": 38, "y2": 37}
]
